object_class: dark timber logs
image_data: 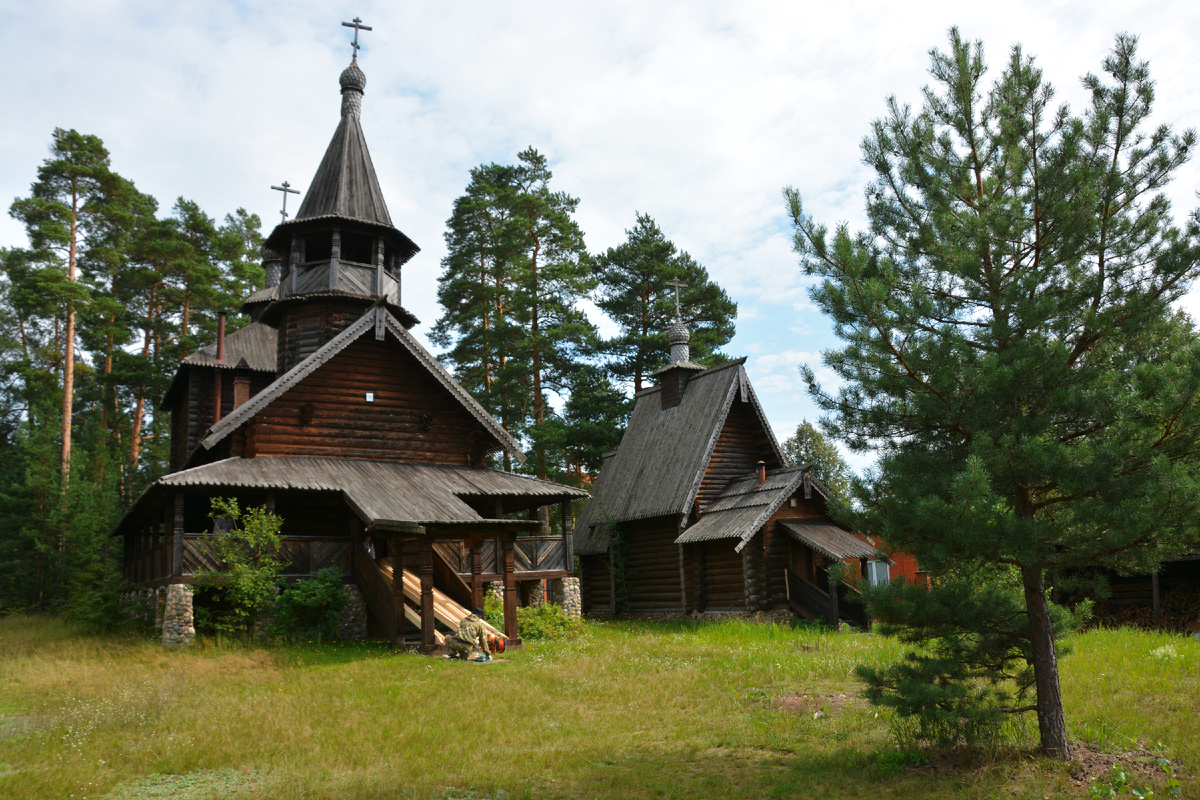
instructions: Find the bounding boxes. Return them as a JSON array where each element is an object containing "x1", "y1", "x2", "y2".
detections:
[
  {"x1": 249, "y1": 338, "x2": 489, "y2": 465},
  {"x1": 696, "y1": 400, "x2": 780, "y2": 512}
]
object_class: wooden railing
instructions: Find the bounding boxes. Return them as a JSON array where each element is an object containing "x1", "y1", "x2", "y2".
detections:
[
  {"x1": 837, "y1": 582, "x2": 871, "y2": 630},
  {"x1": 785, "y1": 567, "x2": 872, "y2": 630},
  {"x1": 785, "y1": 567, "x2": 831, "y2": 623},
  {"x1": 514, "y1": 536, "x2": 569, "y2": 573}
]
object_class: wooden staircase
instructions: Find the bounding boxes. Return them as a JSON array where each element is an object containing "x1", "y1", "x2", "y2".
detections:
[{"x1": 351, "y1": 549, "x2": 502, "y2": 645}]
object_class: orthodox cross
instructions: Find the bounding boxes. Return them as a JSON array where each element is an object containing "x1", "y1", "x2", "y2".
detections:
[
  {"x1": 271, "y1": 181, "x2": 300, "y2": 222},
  {"x1": 342, "y1": 17, "x2": 372, "y2": 60},
  {"x1": 666, "y1": 279, "x2": 688, "y2": 320}
]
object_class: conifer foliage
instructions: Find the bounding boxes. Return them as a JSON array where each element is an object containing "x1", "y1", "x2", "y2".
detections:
[
  {"x1": 432, "y1": 147, "x2": 596, "y2": 477},
  {"x1": 1, "y1": 129, "x2": 265, "y2": 612},
  {"x1": 592, "y1": 213, "x2": 736, "y2": 392},
  {"x1": 787, "y1": 31, "x2": 1200, "y2": 758}
]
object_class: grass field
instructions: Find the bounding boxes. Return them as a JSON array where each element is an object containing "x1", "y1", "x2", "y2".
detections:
[{"x1": 0, "y1": 615, "x2": 1196, "y2": 799}]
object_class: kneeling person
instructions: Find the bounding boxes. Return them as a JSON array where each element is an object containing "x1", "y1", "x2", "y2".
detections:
[{"x1": 448, "y1": 606, "x2": 490, "y2": 661}]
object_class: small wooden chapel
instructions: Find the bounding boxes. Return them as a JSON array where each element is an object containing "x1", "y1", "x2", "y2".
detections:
[
  {"x1": 114, "y1": 24, "x2": 586, "y2": 649},
  {"x1": 573, "y1": 307, "x2": 918, "y2": 627}
]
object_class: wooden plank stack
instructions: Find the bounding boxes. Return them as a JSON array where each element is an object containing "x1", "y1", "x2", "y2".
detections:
[{"x1": 377, "y1": 557, "x2": 503, "y2": 639}]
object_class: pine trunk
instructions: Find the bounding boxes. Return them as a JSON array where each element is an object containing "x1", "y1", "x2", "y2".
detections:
[{"x1": 1022, "y1": 564, "x2": 1072, "y2": 760}]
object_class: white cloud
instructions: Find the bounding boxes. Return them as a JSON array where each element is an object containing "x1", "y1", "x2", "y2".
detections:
[{"x1": 5, "y1": 0, "x2": 1200, "y2": 482}]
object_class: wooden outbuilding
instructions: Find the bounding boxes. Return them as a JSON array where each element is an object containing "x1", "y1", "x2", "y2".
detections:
[
  {"x1": 115, "y1": 49, "x2": 586, "y2": 650},
  {"x1": 574, "y1": 315, "x2": 910, "y2": 627}
]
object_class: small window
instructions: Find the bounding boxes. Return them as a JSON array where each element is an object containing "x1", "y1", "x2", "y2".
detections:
[
  {"x1": 365, "y1": 392, "x2": 375, "y2": 403},
  {"x1": 789, "y1": 497, "x2": 797, "y2": 508},
  {"x1": 867, "y1": 560, "x2": 890, "y2": 587}
]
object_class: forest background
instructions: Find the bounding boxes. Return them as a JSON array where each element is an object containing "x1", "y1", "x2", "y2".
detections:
[{"x1": 0, "y1": 127, "x2": 756, "y2": 613}]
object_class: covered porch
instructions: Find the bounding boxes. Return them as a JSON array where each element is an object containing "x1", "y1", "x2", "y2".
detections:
[{"x1": 778, "y1": 519, "x2": 890, "y2": 630}]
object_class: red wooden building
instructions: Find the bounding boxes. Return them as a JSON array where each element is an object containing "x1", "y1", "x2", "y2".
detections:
[
  {"x1": 115, "y1": 51, "x2": 585, "y2": 649},
  {"x1": 574, "y1": 316, "x2": 920, "y2": 626}
]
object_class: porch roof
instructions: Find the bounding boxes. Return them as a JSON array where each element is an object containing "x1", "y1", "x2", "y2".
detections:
[
  {"x1": 778, "y1": 519, "x2": 884, "y2": 562},
  {"x1": 115, "y1": 456, "x2": 586, "y2": 534}
]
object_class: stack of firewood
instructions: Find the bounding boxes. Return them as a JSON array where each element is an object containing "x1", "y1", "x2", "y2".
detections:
[{"x1": 1105, "y1": 583, "x2": 1200, "y2": 633}]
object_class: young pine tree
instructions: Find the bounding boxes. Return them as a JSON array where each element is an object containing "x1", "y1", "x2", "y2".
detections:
[{"x1": 787, "y1": 31, "x2": 1200, "y2": 758}]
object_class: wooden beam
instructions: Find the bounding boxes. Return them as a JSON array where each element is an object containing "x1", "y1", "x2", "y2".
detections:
[
  {"x1": 826, "y1": 568, "x2": 840, "y2": 631},
  {"x1": 420, "y1": 539, "x2": 436, "y2": 652},
  {"x1": 172, "y1": 493, "x2": 184, "y2": 578},
  {"x1": 391, "y1": 535, "x2": 406, "y2": 645},
  {"x1": 560, "y1": 500, "x2": 574, "y2": 566},
  {"x1": 471, "y1": 541, "x2": 483, "y2": 611},
  {"x1": 503, "y1": 536, "x2": 518, "y2": 640}
]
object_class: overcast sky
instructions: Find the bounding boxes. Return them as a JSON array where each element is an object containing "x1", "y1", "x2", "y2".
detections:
[{"x1": 3, "y1": 0, "x2": 1199, "y2": 472}]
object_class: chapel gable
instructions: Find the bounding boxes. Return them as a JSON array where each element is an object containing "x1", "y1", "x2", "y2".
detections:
[{"x1": 240, "y1": 335, "x2": 492, "y2": 466}]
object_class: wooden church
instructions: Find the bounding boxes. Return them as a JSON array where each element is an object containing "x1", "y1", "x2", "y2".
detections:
[
  {"x1": 115, "y1": 33, "x2": 586, "y2": 650},
  {"x1": 574, "y1": 312, "x2": 909, "y2": 627}
]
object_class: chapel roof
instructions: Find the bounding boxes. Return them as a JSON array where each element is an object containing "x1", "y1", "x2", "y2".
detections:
[{"x1": 573, "y1": 359, "x2": 784, "y2": 554}]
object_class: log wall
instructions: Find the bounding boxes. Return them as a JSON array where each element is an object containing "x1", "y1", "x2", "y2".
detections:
[
  {"x1": 247, "y1": 337, "x2": 488, "y2": 465},
  {"x1": 761, "y1": 492, "x2": 828, "y2": 608},
  {"x1": 276, "y1": 299, "x2": 372, "y2": 375},
  {"x1": 699, "y1": 539, "x2": 746, "y2": 610},
  {"x1": 621, "y1": 516, "x2": 683, "y2": 612},
  {"x1": 696, "y1": 400, "x2": 782, "y2": 512},
  {"x1": 580, "y1": 554, "x2": 613, "y2": 615},
  {"x1": 170, "y1": 366, "x2": 274, "y2": 470}
]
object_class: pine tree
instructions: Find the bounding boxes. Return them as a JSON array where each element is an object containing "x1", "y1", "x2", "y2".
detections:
[
  {"x1": 593, "y1": 213, "x2": 736, "y2": 392},
  {"x1": 780, "y1": 420, "x2": 852, "y2": 504},
  {"x1": 9, "y1": 129, "x2": 117, "y2": 494},
  {"x1": 434, "y1": 148, "x2": 594, "y2": 478},
  {"x1": 786, "y1": 31, "x2": 1200, "y2": 758}
]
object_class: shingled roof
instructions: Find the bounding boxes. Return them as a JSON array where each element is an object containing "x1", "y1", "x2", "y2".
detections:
[
  {"x1": 114, "y1": 456, "x2": 587, "y2": 536},
  {"x1": 574, "y1": 359, "x2": 783, "y2": 555},
  {"x1": 181, "y1": 321, "x2": 277, "y2": 372},
  {"x1": 778, "y1": 519, "x2": 886, "y2": 563},
  {"x1": 160, "y1": 322, "x2": 278, "y2": 410},
  {"x1": 264, "y1": 58, "x2": 420, "y2": 266},
  {"x1": 675, "y1": 467, "x2": 824, "y2": 552}
]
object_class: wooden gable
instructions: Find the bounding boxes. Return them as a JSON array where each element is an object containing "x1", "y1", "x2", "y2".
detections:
[
  {"x1": 695, "y1": 395, "x2": 783, "y2": 514},
  {"x1": 239, "y1": 335, "x2": 491, "y2": 466}
]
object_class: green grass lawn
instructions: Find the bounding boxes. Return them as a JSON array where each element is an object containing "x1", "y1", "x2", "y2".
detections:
[{"x1": 0, "y1": 615, "x2": 1196, "y2": 799}]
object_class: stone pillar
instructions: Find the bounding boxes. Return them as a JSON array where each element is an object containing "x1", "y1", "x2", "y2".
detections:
[
  {"x1": 161, "y1": 584, "x2": 195, "y2": 647},
  {"x1": 338, "y1": 583, "x2": 368, "y2": 640},
  {"x1": 525, "y1": 579, "x2": 546, "y2": 608},
  {"x1": 154, "y1": 586, "x2": 167, "y2": 631},
  {"x1": 487, "y1": 580, "x2": 505, "y2": 601},
  {"x1": 559, "y1": 577, "x2": 581, "y2": 619}
]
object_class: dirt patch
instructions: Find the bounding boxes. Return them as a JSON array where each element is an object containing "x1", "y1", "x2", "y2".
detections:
[
  {"x1": 776, "y1": 692, "x2": 855, "y2": 714},
  {"x1": 897, "y1": 740, "x2": 1178, "y2": 788},
  {"x1": 103, "y1": 769, "x2": 265, "y2": 800},
  {"x1": 1062, "y1": 742, "x2": 1179, "y2": 791}
]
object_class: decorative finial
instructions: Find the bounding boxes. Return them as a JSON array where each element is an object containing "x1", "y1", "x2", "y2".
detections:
[
  {"x1": 271, "y1": 181, "x2": 300, "y2": 222},
  {"x1": 342, "y1": 17, "x2": 372, "y2": 62},
  {"x1": 665, "y1": 279, "x2": 688, "y2": 321},
  {"x1": 664, "y1": 280, "x2": 692, "y2": 364}
]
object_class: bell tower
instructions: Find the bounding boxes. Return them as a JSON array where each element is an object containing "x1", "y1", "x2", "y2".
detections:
[{"x1": 260, "y1": 19, "x2": 421, "y2": 375}]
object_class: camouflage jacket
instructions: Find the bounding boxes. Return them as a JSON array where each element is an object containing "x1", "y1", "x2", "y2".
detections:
[{"x1": 456, "y1": 614, "x2": 486, "y2": 648}]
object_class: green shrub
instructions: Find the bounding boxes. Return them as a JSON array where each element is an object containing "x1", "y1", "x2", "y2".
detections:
[
  {"x1": 194, "y1": 498, "x2": 285, "y2": 638},
  {"x1": 272, "y1": 568, "x2": 349, "y2": 642},
  {"x1": 483, "y1": 589, "x2": 504, "y2": 629},
  {"x1": 517, "y1": 603, "x2": 584, "y2": 641}
]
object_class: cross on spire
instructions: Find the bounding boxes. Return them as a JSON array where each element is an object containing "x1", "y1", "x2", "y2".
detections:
[
  {"x1": 271, "y1": 181, "x2": 300, "y2": 222},
  {"x1": 666, "y1": 279, "x2": 688, "y2": 320},
  {"x1": 342, "y1": 17, "x2": 372, "y2": 61}
]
